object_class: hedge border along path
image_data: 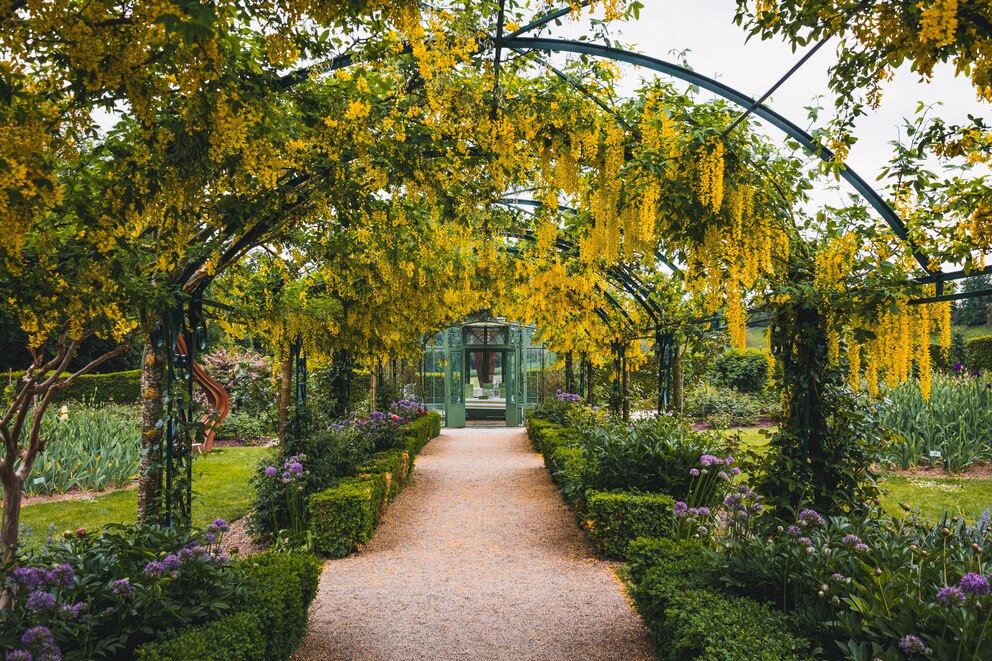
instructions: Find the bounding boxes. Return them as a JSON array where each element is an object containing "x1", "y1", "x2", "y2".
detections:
[{"x1": 293, "y1": 427, "x2": 654, "y2": 661}]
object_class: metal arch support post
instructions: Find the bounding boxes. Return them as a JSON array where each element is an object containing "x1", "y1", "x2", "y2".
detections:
[
  {"x1": 502, "y1": 37, "x2": 934, "y2": 275},
  {"x1": 291, "y1": 335, "x2": 307, "y2": 443},
  {"x1": 655, "y1": 329, "x2": 676, "y2": 415}
]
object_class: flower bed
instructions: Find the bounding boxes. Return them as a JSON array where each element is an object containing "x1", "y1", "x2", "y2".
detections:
[{"x1": 1, "y1": 522, "x2": 319, "y2": 660}]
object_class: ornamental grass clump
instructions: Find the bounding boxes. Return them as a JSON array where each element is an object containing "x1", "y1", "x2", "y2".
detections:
[
  {"x1": 1, "y1": 523, "x2": 239, "y2": 659},
  {"x1": 713, "y1": 507, "x2": 992, "y2": 658}
]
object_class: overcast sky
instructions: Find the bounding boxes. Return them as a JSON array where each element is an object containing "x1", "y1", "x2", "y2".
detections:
[{"x1": 556, "y1": 0, "x2": 988, "y2": 208}]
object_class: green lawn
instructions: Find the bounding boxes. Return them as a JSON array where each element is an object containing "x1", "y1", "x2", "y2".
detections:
[
  {"x1": 880, "y1": 475, "x2": 992, "y2": 523},
  {"x1": 18, "y1": 446, "x2": 267, "y2": 547},
  {"x1": 746, "y1": 326, "x2": 768, "y2": 349},
  {"x1": 954, "y1": 323, "x2": 992, "y2": 339}
]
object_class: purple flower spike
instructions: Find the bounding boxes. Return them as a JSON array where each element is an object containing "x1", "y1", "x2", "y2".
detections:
[
  {"x1": 960, "y1": 572, "x2": 990, "y2": 595},
  {"x1": 937, "y1": 586, "x2": 966, "y2": 606}
]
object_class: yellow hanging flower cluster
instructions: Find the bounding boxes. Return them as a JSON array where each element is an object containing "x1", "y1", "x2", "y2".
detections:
[
  {"x1": 696, "y1": 139, "x2": 725, "y2": 214},
  {"x1": 920, "y1": 0, "x2": 959, "y2": 47}
]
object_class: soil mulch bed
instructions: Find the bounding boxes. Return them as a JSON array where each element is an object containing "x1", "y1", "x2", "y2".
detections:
[
  {"x1": 886, "y1": 462, "x2": 992, "y2": 480},
  {"x1": 293, "y1": 427, "x2": 654, "y2": 661}
]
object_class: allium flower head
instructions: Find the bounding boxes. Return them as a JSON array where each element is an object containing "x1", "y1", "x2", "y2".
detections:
[
  {"x1": 898, "y1": 634, "x2": 927, "y2": 654},
  {"x1": 689, "y1": 468, "x2": 699, "y2": 477},
  {"x1": 937, "y1": 586, "x2": 966, "y2": 606},
  {"x1": 841, "y1": 534, "x2": 863, "y2": 547},
  {"x1": 25, "y1": 591, "x2": 56, "y2": 611},
  {"x1": 210, "y1": 518, "x2": 230, "y2": 532},
  {"x1": 699, "y1": 454, "x2": 720, "y2": 467},
  {"x1": 45, "y1": 564, "x2": 75, "y2": 588},
  {"x1": 11, "y1": 567, "x2": 45, "y2": 591},
  {"x1": 21, "y1": 626, "x2": 54, "y2": 647},
  {"x1": 673, "y1": 501, "x2": 688, "y2": 516},
  {"x1": 6, "y1": 650, "x2": 32, "y2": 661},
  {"x1": 144, "y1": 561, "x2": 164, "y2": 577},
  {"x1": 798, "y1": 509, "x2": 823, "y2": 526},
  {"x1": 264, "y1": 466, "x2": 278, "y2": 477},
  {"x1": 960, "y1": 572, "x2": 991, "y2": 595},
  {"x1": 162, "y1": 554, "x2": 181, "y2": 571},
  {"x1": 112, "y1": 578, "x2": 131, "y2": 595}
]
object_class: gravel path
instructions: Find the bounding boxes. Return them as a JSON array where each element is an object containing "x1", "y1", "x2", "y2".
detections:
[{"x1": 293, "y1": 427, "x2": 655, "y2": 661}]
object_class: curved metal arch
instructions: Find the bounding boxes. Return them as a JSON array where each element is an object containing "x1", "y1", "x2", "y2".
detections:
[{"x1": 503, "y1": 36, "x2": 933, "y2": 275}]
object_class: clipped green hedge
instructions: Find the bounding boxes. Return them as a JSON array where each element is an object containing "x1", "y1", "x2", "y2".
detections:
[
  {"x1": 361, "y1": 449, "x2": 410, "y2": 500},
  {"x1": 309, "y1": 413, "x2": 440, "y2": 558},
  {"x1": 310, "y1": 477, "x2": 377, "y2": 557},
  {"x1": 135, "y1": 551, "x2": 321, "y2": 661},
  {"x1": 586, "y1": 490, "x2": 676, "y2": 559},
  {"x1": 549, "y1": 445, "x2": 586, "y2": 509},
  {"x1": 627, "y1": 538, "x2": 811, "y2": 661},
  {"x1": 967, "y1": 334, "x2": 992, "y2": 371},
  {"x1": 1, "y1": 369, "x2": 141, "y2": 405}
]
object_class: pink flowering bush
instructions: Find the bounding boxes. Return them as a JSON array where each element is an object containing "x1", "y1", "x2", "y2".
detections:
[{"x1": 196, "y1": 347, "x2": 277, "y2": 435}]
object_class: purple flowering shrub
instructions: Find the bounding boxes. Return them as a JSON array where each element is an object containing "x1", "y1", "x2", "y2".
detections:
[
  {"x1": 388, "y1": 399, "x2": 428, "y2": 422},
  {"x1": 333, "y1": 408, "x2": 410, "y2": 452},
  {"x1": 526, "y1": 391, "x2": 586, "y2": 426},
  {"x1": 1, "y1": 522, "x2": 241, "y2": 659},
  {"x1": 714, "y1": 508, "x2": 992, "y2": 658}
]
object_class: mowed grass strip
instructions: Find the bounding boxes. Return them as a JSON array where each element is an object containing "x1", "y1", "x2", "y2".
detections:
[{"x1": 17, "y1": 446, "x2": 266, "y2": 546}]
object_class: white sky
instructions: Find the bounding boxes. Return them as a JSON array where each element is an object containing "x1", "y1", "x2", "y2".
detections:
[{"x1": 555, "y1": 0, "x2": 988, "y2": 206}]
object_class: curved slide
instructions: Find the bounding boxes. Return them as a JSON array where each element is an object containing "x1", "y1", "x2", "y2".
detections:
[{"x1": 175, "y1": 335, "x2": 231, "y2": 453}]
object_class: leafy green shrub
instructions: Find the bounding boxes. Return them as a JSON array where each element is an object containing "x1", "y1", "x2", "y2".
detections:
[
  {"x1": 134, "y1": 612, "x2": 265, "y2": 661},
  {"x1": 308, "y1": 477, "x2": 377, "y2": 557},
  {"x1": 628, "y1": 539, "x2": 809, "y2": 661},
  {"x1": 2, "y1": 369, "x2": 142, "y2": 406},
  {"x1": 549, "y1": 446, "x2": 586, "y2": 509},
  {"x1": 135, "y1": 551, "x2": 320, "y2": 661},
  {"x1": 216, "y1": 410, "x2": 272, "y2": 439},
  {"x1": 715, "y1": 508, "x2": 992, "y2": 659},
  {"x1": 526, "y1": 395, "x2": 581, "y2": 426},
  {"x1": 25, "y1": 402, "x2": 139, "y2": 496},
  {"x1": 248, "y1": 425, "x2": 373, "y2": 539},
  {"x1": 586, "y1": 490, "x2": 676, "y2": 558},
  {"x1": 538, "y1": 425, "x2": 583, "y2": 462},
  {"x1": 967, "y1": 334, "x2": 992, "y2": 372},
  {"x1": 878, "y1": 371, "x2": 992, "y2": 471},
  {"x1": 361, "y1": 449, "x2": 410, "y2": 499},
  {"x1": 580, "y1": 415, "x2": 724, "y2": 496},
  {"x1": 2, "y1": 522, "x2": 243, "y2": 659},
  {"x1": 684, "y1": 383, "x2": 771, "y2": 428},
  {"x1": 398, "y1": 411, "x2": 441, "y2": 459},
  {"x1": 709, "y1": 349, "x2": 769, "y2": 393}
]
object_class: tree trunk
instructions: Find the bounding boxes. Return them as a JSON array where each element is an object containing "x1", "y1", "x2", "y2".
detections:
[
  {"x1": 278, "y1": 352, "x2": 293, "y2": 443},
  {"x1": 137, "y1": 334, "x2": 167, "y2": 525},
  {"x1": 586, "y1": 361, "x2": 594, "y2": 405},
  {"x1": 370, "y1": 363, "x2": 378, "y2": 412},
  {"x1": 1, "y1": 466, "x2": 24, "y2": 564},
  {"x1": 621, "y1": 350, "x2": 630, "y2": 422}
]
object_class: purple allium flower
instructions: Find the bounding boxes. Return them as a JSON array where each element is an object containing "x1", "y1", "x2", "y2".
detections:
[
  {"x1": 25, "y1": 591, "x2": 55, "y2": 611},
  {"x1": 699, "y1": 454, "x2": 720, "y2": 467},
  {"x1": 59, "y1": 602, "x2": 86, "y2": 619},
  {"x1": 281, "y1": 472, "x2": 291, "y2": 482},
  {"x1": 204, "y1": 532, "x2": 217, "y2": 543},
  {"x1": 673, "y1": 501, "x2": 688, "y2": 516},
  {"x1": 841, "y1": 534, "x2": 863, "y2": 547},
  {"x1": 898, "y1": 634, "x2": 927, "y2": 654},
  {"x1": 45, "y1": 564, "x2": 75, "y2": 588},
  {"x1": 699, "y1": 507, "x2": 711, "y2": 516},
  {"x1": 6, "y1": 650, "x2": 32, "y2": 661},
  {"x1": 798, "y1": 509, "x2": 823, "y2": 526},
  {"x1": 689, "y1": 468, "x2": 700, "y2": 477},
  {"x1": 112, "y1": 578, "x2": 131, "y2": 595},
  {"x1": 730, "y1": 467, "x2": 741, "y2": 476},
  {"x1": 210, "y1": 518, "x2": 229, "y2": 532},
  {"x1": 697, "y1": 526, "x2": 708, "y2": 534},
  {"x1": 854, "y1": 543, "x2": 870, "y2": 553},
  {"x1": 937, "y1": 586, "x2": 966, "y2": 606},
  {"x1": 688, "y1": 507, "x2": 699, "y2": 516},
  {"x1": 144, "y1": 561, "x2": 165, "y2": 577},
  {"x1": 11, "y1": 567, "x2": 45, "y2": 590},
  {"x1": 718, "y1": 471, "x2": 730, "y2": 481},
  {"x1": 960, "y1": 572, "x2": 991, "y2": 595},
  {"x1": 265, "y1": 466, "x2": 278, "y2": 477},
  {"x1": 724, "y1": 456, "x2": 735, "y2": 465},
  {"x1": 797, "y1": 537, "x2": 813, "y2": 547},
  {"x1": 162, "y1": 554, "x2": 181, "y2": 571},
  {"x1": 788, "y1": 525, "x2": 802, "y2": 537},
  {"x1": 21, "y1": 626, "x2": 54, "y2": 647},
  {"x1": 288, "y1": 462, "x2": 304, "y2": 475}
]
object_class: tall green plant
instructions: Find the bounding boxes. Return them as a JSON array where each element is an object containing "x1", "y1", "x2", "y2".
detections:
[
  {"x1": 22, "y1": 403, "x2": 140, "y2": 496},
  {"x1": 880, "y1": 372, "x2": 992, "y2": 472}
]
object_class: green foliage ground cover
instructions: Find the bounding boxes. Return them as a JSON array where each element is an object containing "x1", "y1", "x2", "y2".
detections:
[{"x1": 17, "y1": 447, "x2": 265, "y2": 547}]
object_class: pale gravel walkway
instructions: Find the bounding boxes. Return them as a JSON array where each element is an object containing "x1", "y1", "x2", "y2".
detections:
[{"x1": 293, "y1": 427, "x2": 655, "y2": 661}]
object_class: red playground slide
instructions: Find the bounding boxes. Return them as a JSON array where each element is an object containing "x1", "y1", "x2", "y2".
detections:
[{"x1": 175, "y1": 335, "x2": 231, "y2": 453}]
